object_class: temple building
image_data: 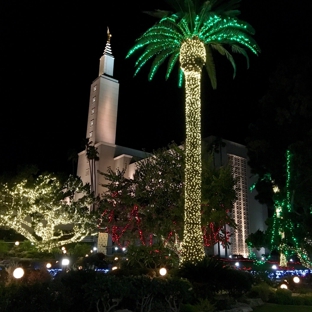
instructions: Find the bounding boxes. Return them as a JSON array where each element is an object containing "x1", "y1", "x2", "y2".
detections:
[{"x1": 76, "y1": 29, "x2": 267, "y2": 258}]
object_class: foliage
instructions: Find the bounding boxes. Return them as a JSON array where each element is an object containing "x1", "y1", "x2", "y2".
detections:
[
  {"x1": 270, "y1": 288, "x2": 293, "y2": 305},
  {"x1": 176, "y1": 256, "x2": 253, "y2": 299},
  {"x1": 55, "y1": 269, "x2": 98, "y2": 312},
  {"x1": 193, "y1": 298, "x2": 216, "y2": 312},
  {"x1": 98, "y1": 142, "x2": 237, "y2": 255},
  {"x1": 0, "y1": 240, "x2": 9, "y2": 257},
  {"x1": 127, "y1": 0, "x2": 260, "y2": 88},
  {"x1": 247, "y1": 55, "x2": 312, "y2": 211},
  {"x1": 82, "y1": 252, "x2": 108, "y2": 270},
  {"x1": 247, "y1": 282, "x2": 275, "y2": 302},
  {"x1": 67, "y1": 242, "x2": 93, "y2": 257},
  {"x1": 246, "y1": 230, "x2": 270, "y2": 250},
  {"x1": 0, "y1": 281, "x2": 70, "y2": 312},
  {"x1": 0, "y1": 171, "x2": 98, "y2": 252},
  {"x1": 1, "y1": 270, "x2": 199, "y2": 311},
  {"x1": 84, "y1": 139, "x2": 99, "y2": 210},
  {"x1": 82, "y1": 272, "x2": 194, "y2": 312},
  {"x1": 122, "y1": 244, "x2": 179, "y2": 270}
]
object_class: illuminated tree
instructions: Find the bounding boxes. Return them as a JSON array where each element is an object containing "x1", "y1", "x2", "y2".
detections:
[
  {"x1": 98, "y1": 142, "x2": 237, "y2": 258},
  {"x1": 269, "y1": 151, "x2": 312, "y2": 268},
  {"x1": 0, "y1": 173, "x2": 98, "y2": 252},
  {"x1": 127, "y1": 0, "x2": 259, "y2": 263}
]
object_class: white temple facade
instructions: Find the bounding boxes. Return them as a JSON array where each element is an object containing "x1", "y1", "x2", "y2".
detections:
[{"x1": 76, "y1": 30, "x2": 267, "y2": 257}]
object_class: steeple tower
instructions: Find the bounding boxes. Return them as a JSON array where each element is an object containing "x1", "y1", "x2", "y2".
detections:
[
  {"x1": 85, "y1": 27, "x2": 119, "y2": 145},
  {"x1": 99, "y1": 27, "x2": 114, "y2": 76}
]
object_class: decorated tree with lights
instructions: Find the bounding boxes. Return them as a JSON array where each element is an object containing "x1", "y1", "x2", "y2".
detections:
[
  {"x1": 98, "y1": 142, "x2": 237, "y2": 258},
  {"x1": 126, "y1": 0, "x2": 259, "y2": 263},
  {"x1": 269, "y1": 150, "x2": 312, "y2": 268},
  {"x1": 0, "y1": 173, "x2": 98, "y2": 252}
]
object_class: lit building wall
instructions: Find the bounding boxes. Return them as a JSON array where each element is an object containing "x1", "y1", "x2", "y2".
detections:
[
  {"x1": 228, "y1": 154, "x2": 249, "y2": 257},
  {"x1": 205, "y1": 137, "x2": 268, "y2": 258}
]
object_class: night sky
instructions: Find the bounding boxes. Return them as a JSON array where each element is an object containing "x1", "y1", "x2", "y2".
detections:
[{"x1": 0, "y1": 0, "x2": 311, "y2": 175}]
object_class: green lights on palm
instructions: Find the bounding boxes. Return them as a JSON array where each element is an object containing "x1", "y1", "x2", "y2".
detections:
[
  {"x1": 127, "y1": 0, "x2": 260, "y2": 264},
  {"x1": 270, "y1": 150, "x2": 312, "y2": 268}
]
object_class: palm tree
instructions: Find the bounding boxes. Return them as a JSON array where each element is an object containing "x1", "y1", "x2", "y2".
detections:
[{"x1": 126, "y1": 0, "x2": 260, "y2": 264}]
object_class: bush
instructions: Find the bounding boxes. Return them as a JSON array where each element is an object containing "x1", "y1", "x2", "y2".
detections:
[
  {"x1": 221, "y1": 268, "x2": 253, "y2": 298},
  {"x1": 176, "y1": 257, "x2": 254, "y2": 299},
  {"x1": 176, "y1": 256, "x2": 228, "y2": 298},
  {"x1": 193, "y1": 298, "x2": 216, "y2": 312},
  {"x1": 123, "y1": 244, "x2": 178, "y2": 270},
  {"x1": 291, "y1": 294, "x2": 312, "y2": 306},
  {"x1": 0, "y1": 240, "x2": 9, "y2": 257},
  {"x1": 248, "y1": 282, "x2": 274, "y2": 302},
  {"x1": 55, "y1": 269, "x2": 98, "y2": 311},
  {"x1": 271, "y1": 288, "x2": 293, "y2": 305},
  {"x1": 0, "y1": 281, "x2": 69, "y2": 312}
]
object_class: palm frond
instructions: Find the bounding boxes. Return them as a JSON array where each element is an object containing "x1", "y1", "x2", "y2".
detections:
[
  {"x1": 143, "y1": 9, "x2": 172, "y2": 19},
  {"x1": 204, "y1": 45, "x2": 217, "y2": 89},
  {"x1": 212, "y1": 0, "x2": 242, "y2": 16},
  {"x1": 127, "y1": 0, "x2": 259, "y2": 84},
  {"x1": 232, "y1": 44, "x2": 250, "y2": 68},
  {"x1": 166, "y1": 52, "x2": 180, "y2": 80},
  {"x1": 148, "y1": 50, "x2": 176, "y2": 80},
  {"x1": 178, "y1": 68, "x2": 184, "y2": 88},
  {"x1": 211, "y1": 44, "x2": 237, "y2": 78},
  {"x1": 134, "y1": 44, "x2": 176, "y2": 76}
]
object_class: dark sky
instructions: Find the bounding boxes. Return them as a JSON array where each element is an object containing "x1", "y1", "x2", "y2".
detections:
[{"x1": 0, "y1": 0, "x2": 311, "y2": 175}]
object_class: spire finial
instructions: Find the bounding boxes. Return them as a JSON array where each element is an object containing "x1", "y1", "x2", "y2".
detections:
[{"x1": 107, "y1": 27, "x2": 112, "y2": 43}]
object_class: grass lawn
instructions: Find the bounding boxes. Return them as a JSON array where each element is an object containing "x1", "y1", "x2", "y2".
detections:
[{"x1": 254, "y1": 303, "x2": 312, "y2": 312}]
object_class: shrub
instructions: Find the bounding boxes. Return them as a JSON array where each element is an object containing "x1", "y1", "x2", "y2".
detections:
[
  {"x1": 0, "y1": 282, "x2": 69, "y2": 312},
  {"x1": 220, "y1": 268, "x2": 253, "y2": 298},
  {"x1": 0, "y1": 240, "x2": 9, "y2": 257},
  {"x1": 271, "y1": 288, "x2": 293, "y2": 305},
  {"x1": 292, "y1": 294, "x2": 312, "y2": 306},
  {"x1": 55, "y1": 269, "x2": 98, "y2": 311},
  {"x1": 181, "y1": 303, "x2": 198, "y2": 312},
  {"x1": 23, "y1": 268, "x2": 52, "y2": 285},
  {"x1": 248, "y1": 282, "x2": 274, "y2": 302},
  {"x1": 193, "y1": 298, "x2": 216, "y2": 312},
  {"x1": 176, "y1": 256, "x2": 228, "y2": 298},
  {"x1": 123, "y1": 244, "x2": 178, "y2": 270},
  {"x1": 176, "y1": 257, "x2": 254, "y2": 299}
]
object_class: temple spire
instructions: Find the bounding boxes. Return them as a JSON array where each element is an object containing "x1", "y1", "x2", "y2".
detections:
[
  {"x1": 104, "y1": 27, "x2": 113, "y2": 55},
  {"x1": 99, "y1": 27, "x2": 115, "y2": 76}
]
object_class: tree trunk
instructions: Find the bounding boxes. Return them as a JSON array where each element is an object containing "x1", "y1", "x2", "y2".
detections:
[{"x1": 180, "y1": 38, "x2": 206, "y2": 264}]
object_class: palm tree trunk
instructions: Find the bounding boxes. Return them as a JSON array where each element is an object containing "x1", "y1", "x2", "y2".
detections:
[{"x1": 181, "y1": 70, "x2": 205, "y2": 264}]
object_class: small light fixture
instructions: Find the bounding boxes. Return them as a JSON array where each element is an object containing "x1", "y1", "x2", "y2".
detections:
[
  {"x1": 272, "y1": 265, "x2": 277, "y2": 270},
  {"x1": 13, "y1": 267, "x2": 24, "y2": 279},
  {"x1": 15, "y1": 241, "x2": 19, "y2": 246},
  {"x1": 61, "y1": 258, "x2": 70, "y2": 266},
  {"x1": 293, "y1": 276, "x2": 300, "y2": 283},
  {"x1": 235, "y1": 262, "x2": 240, "y2": 267},
  {"x1": 46, "y1": 263, "x2": 52, "y2": 269},
  {"x1": 159, "y1": 267, "x2": 167, "y2": 276},
  {"x1": 280, "y1": 283, "x2": 288, "y2": 289},
  {"x1": 112, "y1": 266, "x2": 118, "y2": 270}
]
